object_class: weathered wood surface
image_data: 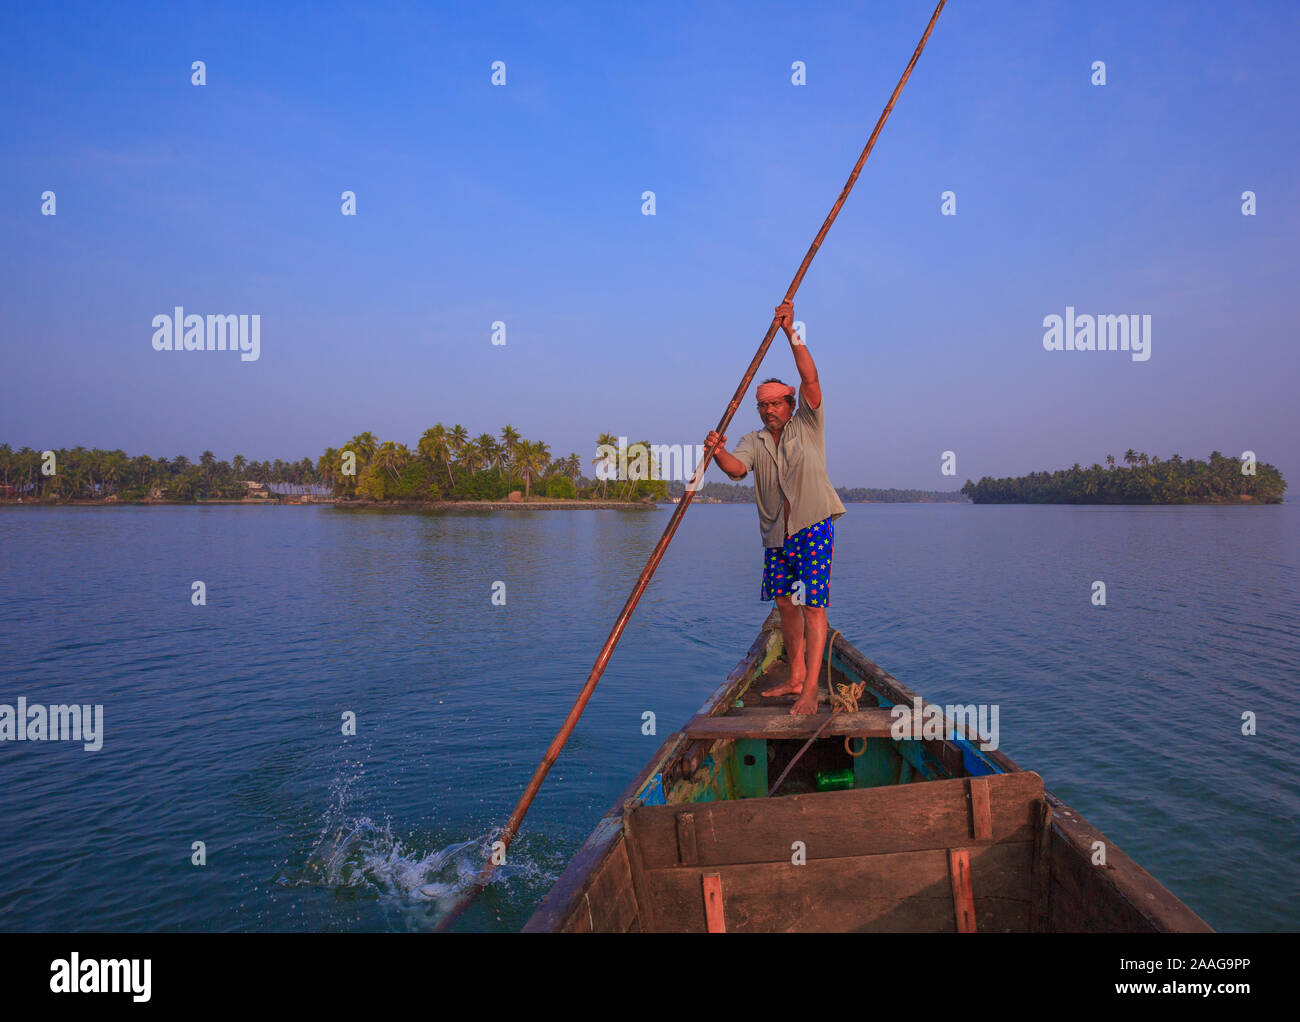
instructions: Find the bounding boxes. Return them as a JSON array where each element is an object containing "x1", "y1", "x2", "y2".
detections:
[
  {"x1": 620, "y1": 804, "x2": 657, "y2": 933},
  {"x1": 1044, "y1": 794, "x2": 1212, "y2": 933},
  {"x1": 725, "y1": 703, "x2": 825, "y2": 716},
  {"x1": 969, "y1": 777, "x2": 992, "y2": 841},
  {"x1": 949, "y1": 848, "x2": 977, "y2": 932},
  {"x1": 675, "y1": 812, "x2": 698, "y2": 866},
  {"x1": 701, "y1": 874, "x2": 726, "y2": 932},
  {"x1": 642, "y1": 843, "x2": 1033, "y2": 932},
  {"x1": 745, "y1": 658, "x2": 832, "y2": 707},
  {"x1": 584, "y1": 839, "x2": 639, "y2": 932},
  {"x1": 684, "y1": 708, "x2": 897, "y2": 740},
  {"x1": 629, "y1": 771, "x2": 1044, "y2": 870},
  {"x1": 527, "y1": 815, "x2": 639, "y2": 933},
  {"x1": 1030, "y1": 797, "x2": 1053, "y2": 932}
]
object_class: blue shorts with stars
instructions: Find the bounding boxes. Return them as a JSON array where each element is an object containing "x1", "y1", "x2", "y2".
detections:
[{"x1": 761, "y1": 517, "x2": 834, "y2": 607}]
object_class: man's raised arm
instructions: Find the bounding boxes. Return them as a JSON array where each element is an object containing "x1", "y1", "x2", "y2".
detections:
[
  {"x1": 775, "y1": 299, "x2": 821, "y2": 410},
  {"x1": 706, "y1": 431, "x2": 748, "y2": 480}
]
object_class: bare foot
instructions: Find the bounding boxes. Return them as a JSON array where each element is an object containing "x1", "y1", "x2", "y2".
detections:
[
  {"x1": 763, "y1": 663, "x2": 806, "y2": 699},
  {"x1": 761, "y1": 677, "x2": 802, "y2": 698},
  {"x1": 789, "y1": 690, "x2": 819, "y2": 716}
]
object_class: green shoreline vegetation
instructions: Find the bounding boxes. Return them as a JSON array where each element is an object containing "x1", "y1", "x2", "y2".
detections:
[
  {"x1": 0, "y1": 426, "x2": 666, "y2": 505},
  {"x1": 961, "y1": 451, "x2": 1286, "y2": 504},
  {"x1": 1, "y1": 440, "x2": 1283, "y2": 506}
]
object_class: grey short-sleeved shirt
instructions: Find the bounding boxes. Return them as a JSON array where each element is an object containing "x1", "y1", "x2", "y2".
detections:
[{"x1": 732, "y1": 393, "x2": 846, "y2": 548}]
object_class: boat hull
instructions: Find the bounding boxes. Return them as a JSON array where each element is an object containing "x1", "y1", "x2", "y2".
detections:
[{"x1": 524, "y1": 612, "x2": 1210, "y2": 933}]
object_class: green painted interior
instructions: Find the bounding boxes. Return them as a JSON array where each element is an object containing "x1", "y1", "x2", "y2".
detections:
[
  {"x1": 734, "y1": 738, "x2": 769, "y2": 798},
  {"x1": 851, "y1": 737, "x2": 901, "y2": 789}
]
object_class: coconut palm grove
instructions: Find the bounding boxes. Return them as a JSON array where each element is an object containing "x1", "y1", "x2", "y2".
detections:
[{"x1": 0, "y1": 426, "x2": 667, "y2": 503}]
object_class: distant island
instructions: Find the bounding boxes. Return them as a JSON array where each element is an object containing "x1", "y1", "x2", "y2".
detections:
[{"x1": 961, "y1": 451, "x2": 1286, "y2": 504}]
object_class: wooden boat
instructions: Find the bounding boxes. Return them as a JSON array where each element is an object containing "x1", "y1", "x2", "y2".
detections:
[{"x1": 524, "y1": 610, "x2": 1211, "y2": 932}]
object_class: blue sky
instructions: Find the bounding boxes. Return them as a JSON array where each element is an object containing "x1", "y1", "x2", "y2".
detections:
[{"x1": 2, "y1": 0, "x2": 1296, "y2": 489}]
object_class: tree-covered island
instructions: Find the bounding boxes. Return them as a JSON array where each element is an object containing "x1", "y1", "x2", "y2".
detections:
[
  {"x1": 0, "y1": 426, "x2": 665, "y2": 504},
  {"x1": 961, "y1": 451, "x2": 1285, "y2": 504}
]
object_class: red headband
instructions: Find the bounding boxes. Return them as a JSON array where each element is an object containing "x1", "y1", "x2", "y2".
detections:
[{"x1": 756, "y1": 382, "x2": 796, "y2": 403}]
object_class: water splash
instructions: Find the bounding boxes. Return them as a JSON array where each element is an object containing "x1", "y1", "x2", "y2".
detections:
[{"x1": 290, "y1": 817, "x2": 557, "y2": 925}]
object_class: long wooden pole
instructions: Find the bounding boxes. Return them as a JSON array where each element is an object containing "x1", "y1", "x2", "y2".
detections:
[{"x1": 436, "y1": 0, "x2": 947, "y2": 932}]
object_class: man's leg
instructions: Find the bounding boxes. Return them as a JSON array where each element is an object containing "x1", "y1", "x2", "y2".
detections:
[
  {"x1": 790, "y1": 605, "x2": 826, "y2": 716},
  {"x1": 762, "y1": 594, "x2": 806, "y2": 697},
  {"x1": 789, "y1": 518, "x2": 833, "y2": 715}
]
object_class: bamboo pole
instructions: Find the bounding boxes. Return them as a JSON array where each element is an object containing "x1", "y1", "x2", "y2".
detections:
[{"x1": 435, "y1": 0, "x2": 947, "y2": 932}]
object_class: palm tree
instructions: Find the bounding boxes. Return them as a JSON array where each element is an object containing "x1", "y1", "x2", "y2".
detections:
[
  {"x1": 129, "y1": 454, "x2": 152, "y2": 495},
  {"x1": 199, "y1": 451, "x2": 217, "y2": 495},
  {"x1": 65, "y1": 447, "x2": 90, "y2": 497},
  {"x1": 419, "y1": 425, "x2": 454, "y2": 486},
  {"x1": 346, "y1": 432, "x2": 379, "y2": 473},
  {"x1": 233, "y1": 454, "x2": 247, "y2": 480},
  {"x1": 592, "y1": 433, "x2": 617, "y2": 497},
  {"x1": 317, "y1": 448, "x2": 338, "y2": 494},
  {"x1": 62, "y1": 460, "x2": 86, "y2": 501},
  {"x1": 499, "y1": 425, "x2": 522, "y2": 474},
  {"x1": 102, "y1": 451, "x2": 124, "y2": 497},
  {"x1": 22, "y1": 447, "x2": 41, "y2": 498},
  {"x1": 448, "y1": 425, "x2": 469, "y2": 463},
  {"x1": 459, "y1": 439, "x2": 486, "y2": 475},
  {"x1": 474, "y1": 433, "x2": 502, "y2": 472},
  {"x1": 297, "y1": 457, "x2": 315, "y2": 496},
  {"x1": 620, "y1": 440, "x2": 657, "y2": 500},
  {"x1": 375, "y1": 441, "x2": 410, "y2": 481},
  {"x1": 516, "y1": 440, "x2": 551, "y2": 499}
]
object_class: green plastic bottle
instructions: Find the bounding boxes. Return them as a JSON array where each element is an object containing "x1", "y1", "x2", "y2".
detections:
[{"x1": 815, "y1": 768, "x2": 854, "y2": 791}]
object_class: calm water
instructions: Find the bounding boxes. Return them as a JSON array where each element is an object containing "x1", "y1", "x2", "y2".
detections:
[{"x1": 1, "y1": 502, "x2": 1296, "y2": 932}]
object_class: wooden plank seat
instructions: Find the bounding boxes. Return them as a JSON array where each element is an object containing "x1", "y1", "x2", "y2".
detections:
[{"x1": 683, "y1": 708, "x2": 898, "y2": 740}]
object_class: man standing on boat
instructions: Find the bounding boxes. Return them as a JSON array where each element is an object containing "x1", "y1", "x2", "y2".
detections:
[{"x1": 706, "y1": 300, "x2": 846, "y2": 716}]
